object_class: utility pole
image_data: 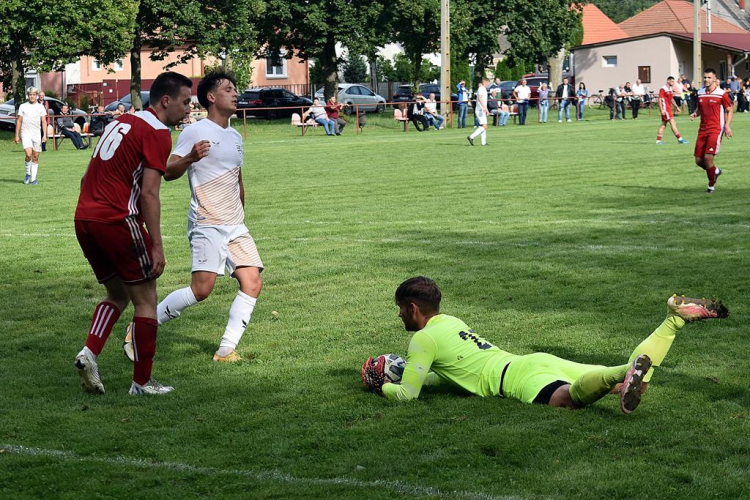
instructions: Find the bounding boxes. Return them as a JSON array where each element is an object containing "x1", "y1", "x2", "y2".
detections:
[
  {"x1": 693, "y1": 0, "x2": 702, "y2": 84},
  {"x1": 707, "y1": 0, "x2": 712, "y2": 33},
  {"x1": 440, "y1": 0, "x2": 451, "y2": 116}
]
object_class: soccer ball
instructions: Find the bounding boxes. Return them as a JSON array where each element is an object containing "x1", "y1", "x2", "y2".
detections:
[{"x1": 374, "y1": 354, "x2": 407, "y2": 383}]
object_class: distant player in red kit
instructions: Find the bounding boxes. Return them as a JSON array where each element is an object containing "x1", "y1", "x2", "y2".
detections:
[
  {"x1": 73, "y1": 72, "x2": 198, "y2": 395},
  {"x1": 690, "y1": 68, "x2": 734, "y2": 193},
  {"x1": 656, "y1": 76, "x2": 689, "y2": 145}
]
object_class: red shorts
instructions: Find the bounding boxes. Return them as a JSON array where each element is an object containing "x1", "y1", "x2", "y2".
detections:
[
  {"x1": 660, "y1": 111, "x2": 673, "y2": 121},
  {"x1": 694, "y1": 130, "x2": 723, "y2": 158},
  {"x1": 75, "y1": 218, "x2": 154, "y2": 285}
]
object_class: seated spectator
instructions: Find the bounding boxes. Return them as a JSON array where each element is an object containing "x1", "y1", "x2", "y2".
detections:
[
  {"x1": 113, "y1": 103, "x2": 127, "y2": 117},
  {"x1": 325, "y1": 96, "x2": 346, "y2": 135},
  {"x1": 488, "y1": 89, "x2": 510, "y2": 126},
  {"x1": 423, "y1": 93, "x2": 444, "y2": 130},
  {"x1": 55, "y1": 104, "x2": 88, "y2": 149},
  {"x1": 303, "y1": 98, "x2": 336, "y2": 135},
  {"x1": 89, "y1": 105, "x2": 114, "y2": 136},
  {"x1": 407, "y1": 96, "x2": 429, "y2": 131}
]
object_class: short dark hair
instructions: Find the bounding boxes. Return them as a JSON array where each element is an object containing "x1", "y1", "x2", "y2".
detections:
[
  {"x1": 150, "y1": 71, "x2": 193, "y2": 105},
  {"x1": 395, "y1": 276, "x2": 441, "y2": 314},
  {"x1": 667, "y1": 76, "x2": 675, "y2": 81},
  {"x1": 197, "y1": 70, "x2": 237, "y2": 109},
  {"x1": 704, "y1": 67, "x2": 716, "y2": 76}
]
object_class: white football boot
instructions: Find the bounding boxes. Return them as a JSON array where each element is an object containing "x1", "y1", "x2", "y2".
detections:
[
  {"x1": 129, "y1": 378, "x2": 174, "y2": 396},
  {"x1": 75, "y1": 349, "x2": 105, "y2": 394}
]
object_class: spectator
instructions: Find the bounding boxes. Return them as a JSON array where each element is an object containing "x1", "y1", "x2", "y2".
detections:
[
  {"x1": 615, "y1": 85, "x2": 627, "y2": 119},
  {"x1": 89, "y1": 105, "x2": 114, "y2": 136},
  {"x1": 325, "y1": 95, "x2": 346, "y2": 135},
  {"x1": 737, "y1": 78, "x2": 747, "y2": 113},
  {"x1": 302, "y1": 97, "x2": 336, "y2": 135},
  {"x1": 55, "y1": 104, "x2": 88, "y2": 149},
  {"x1": 114, "y1": 103, "x2": 127, "y2": 117},
  {"x1": 513, "y1": 78, "x2": 531, "y2": 125},
  {"x1": 538, "y1": 83, "x2": 550, "y2": 123},
  {"x1": 606, "y1": 87, "x2": 617, "y2": 120},
  {"x1": 576, "y1": 82, "x2": 589, "y2": 121},
  {"x1": 37, "y1": 91, "x2": 49, "y2": 152},
  {"x1": 490, "y1": 77, "x2": 502, "y2": 90},
  {"x1": 556, "y1": 77, "x2": 575, "y2": 122},
  {"x1": 631, "y1": 79, "x2": 645, "y2": 119},
  {"x1": 730, "y1": 76, "x2": 741, "y2": 107},
  {"x1": 424, "y1": 93, "x2": 444, "y2": 130},
  {"x1": 456, "y1": 80, "x2": 469, "y2": 128},
  {"x1": 743, "y1": 78, "x2": 750, "y2": 113},
  {"x1": 407, "y1": 95, "x2": 429, "y2": 132}
]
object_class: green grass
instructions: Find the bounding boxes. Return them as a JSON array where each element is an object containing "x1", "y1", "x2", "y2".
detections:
[{"x1": 1, "y1": 107, "x2": 749, "y2": 499}]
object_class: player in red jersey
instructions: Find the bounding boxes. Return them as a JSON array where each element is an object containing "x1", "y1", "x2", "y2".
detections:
[
  {"x1": 73, "y1": 72, "x2": 198, "y2": 396},
  {"x1": 690, "y1": 68, "x2": 734, "y2": 193},
  {"x1": 656, "y1": 76, "x2": 688, "y2": 145}
]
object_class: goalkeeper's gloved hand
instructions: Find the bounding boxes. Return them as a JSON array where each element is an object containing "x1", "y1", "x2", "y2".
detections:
[{"x1": 361, "y1": 355, "x2": 387, "y2": 395}]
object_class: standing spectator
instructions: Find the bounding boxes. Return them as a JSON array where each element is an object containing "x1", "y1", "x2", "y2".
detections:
[
  {"x1": 735, "y1": 78, "x2": 747, "y2": 113},
  {"x1": 513, "y1": 78, "x2": 531, "y2": 126},
  {"x1": 407, "y1": 96, "x2": 429, "y2": 131},
  {"x1": 325, "y1": 96, "x2": 346, "y2": 135},
  {"x1": 631, "y1": 79, "x2": 645, "y2": 119},
  {"x1": 37, "y1": 91, "x2": 50, "y2": 152},
  {"x1": 467, "y1": 77, "x2": 490, "y2": 146},
  {"x1": 424, "y1": 93, "x2": 444, "y2": 130},
  {"x1": 576, "y1": 83, "x2": 589, "y2": 121},
  {"x1": 302, "y1": 98, "x2": 336, "y2": 135},
  {"x1": 606, "y1": 87, "x2": 617, "y2": 120},
  {"x1": 615, "y1": 85, "x2": 628, "y2": 119},
  {"x1": 743, "y1": 78, "x2": 750, "y2": 113},
  {"x1": 729, "y1": 76, "x2": 741, "y2": 109},
  {"x1": 656, "y1": 76, "x2": 688, "y2": 145},
  {"x1": 55, "y1": 104, "x2": 88, "y2": 149},
  {"x1": 14, "y1": 87, "x2": 47, "y2": 185},
  {"x1": 538, "y1": 83, "x2": 550, "y2": 123},
  {"x1": 456, "y1": 80, "x2": 469, "y2": 128},
  {"x1": 556, "y1": 77, "x2": 574, "y2": 122},
  {"x1": 90, "y1": 105, "x2": 114, "y2": 136}
]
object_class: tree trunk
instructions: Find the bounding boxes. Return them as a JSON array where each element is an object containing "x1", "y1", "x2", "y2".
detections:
[
  {"x1": 548, "y1": 48, "x2": 565, "y2": 91},
  {"x1": 130, "y1": 35, "x2": 143, "y2": 111},
  {"x1": 320, "y1": 36, "x2": 338, "y2": 102},
  {"x1": 11, "y1": 56, "x2": 25, "y2": 112},
  {"x1": 369, "y1": 58, "x2": 377, "y2": 89}
]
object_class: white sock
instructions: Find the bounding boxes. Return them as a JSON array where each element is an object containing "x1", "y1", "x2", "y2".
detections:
[
  {"x1": 78, "y1": 346, "x2": 97, "y2": 361},
  {"x1": 25, "y1": 162, "x2": 31, "y2": 175},
  {"x1": 157, "y1": 287, "x2": 198, "y2": 325},
  {"x1": 218, "y1": 291, "x2": 257, "y2": 355},
  {"x1": 469, "y1": 127, "x2": 482, "y2": 140},
  {"x1": 31, "y1": 163, "x2": 38, "y2": 181},
  {"x1": 480, "y1": 129, "x2": 487, "y2": 145}
]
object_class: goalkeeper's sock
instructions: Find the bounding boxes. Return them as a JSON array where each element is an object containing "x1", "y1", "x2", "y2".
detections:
[
  {"x1": 569, "y1": 364, "x2": 631, "y2": 406},
  {"x1": 217, "y1": 291, "x2": 256, "y2": 356},
  {"x1": 84, "y1": 301, "x2": 122, "y2": 356},
  {"x1": 627, "y1": 315, "x2": 684, "y2": 383},
  {"x1": 157, "y1": 287, "x2": 198, "y2": 325}
]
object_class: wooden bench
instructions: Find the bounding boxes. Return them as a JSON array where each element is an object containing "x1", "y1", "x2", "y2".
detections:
[
  {"x1": 394, "y1": 108, "x2": 409, "y2": 132},
  {"x1": 47, "y1": 123, "x2": 94, "y2": 150},
  {"x1": 508, "y1": 104, "x2": 519, "y2": 124},
  {"x1": 291, "y1": 113, "x2": 319, "y2": 135}
]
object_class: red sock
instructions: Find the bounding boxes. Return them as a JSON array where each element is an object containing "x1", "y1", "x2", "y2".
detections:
[
  {"x1": 131, "y1": 317, "x2": 158, "y2": 385},
  {"x1": 675, "y1": 133, "x2": 682, "y2": 140},
  {"x1": 84, "y1": 301, "x2": 122, "y2": 356},
  {"x1": 657, "y1": 134, "x2": 663, "y2": 141},
  {"x1": 707, "y1": 166, "x2": 717, "y2": 186}
]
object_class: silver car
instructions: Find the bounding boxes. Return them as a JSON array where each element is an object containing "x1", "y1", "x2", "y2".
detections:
[
  {"x1": 0, "y1": 96, "x2": 89, "y2": 130},
  {"x1": 314, "y1": 84, "x2": 386, "y2": 114}
]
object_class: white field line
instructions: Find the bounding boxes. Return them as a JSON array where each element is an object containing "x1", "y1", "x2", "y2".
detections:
[{"x1": 0, "y1": 444, "x2": 521, "y2": 500}]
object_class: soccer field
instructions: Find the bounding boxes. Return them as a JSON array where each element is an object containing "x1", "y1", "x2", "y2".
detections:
[{"x1": 1, "y1": 110, "x2": 748, "y2": 499}]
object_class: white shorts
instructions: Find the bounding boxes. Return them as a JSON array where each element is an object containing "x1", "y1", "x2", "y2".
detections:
[
  {"x1": 476, "y1": 115, "x2": 488, "y2": 125},
  {"x1": 188, "y1": 223, "x2": 263, "y2": 276},
  {"x1": 22, "y1": 134, "x2": 42, "y2": 152}
]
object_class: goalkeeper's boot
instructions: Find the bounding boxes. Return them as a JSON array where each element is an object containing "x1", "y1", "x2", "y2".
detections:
[
  {"x1": 667, "y1": 295, "x2": 729, "y2": 322},
  {"x1": 129, "y1": 378, "x2": 174, "y2": 396},
  {"x1": 75, "y1": 350, "x2": 105, "y2": 394},
  {"x1": 122, "y1": 322, "x2": 135, "y2": 362},
  {"x1": 620, "y1": 354, "x2": 651, "y2": 415},
  {"x1": 213, "y1": 350, "x2": 242, "y2": 363}
]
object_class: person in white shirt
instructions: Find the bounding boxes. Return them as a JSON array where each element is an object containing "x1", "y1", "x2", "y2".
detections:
[
  {"x1": 631, "y1": 79, "x2": 645, "y2": 119},
  {"x1": 468, "y1": 77, "x2": 490, "y2": 145},
  {"x1": 513, "y1": 78, "x2": 531, "y2": 125},
  {"x1": 424, "y1": 93, "x2": 444, "y2": 130},
  {"x1": 129, "y1": 71, "x2": 264, "y2": 364},
  {"x1": 14, "y1": 87, "x2": 47, "y2": 185}
]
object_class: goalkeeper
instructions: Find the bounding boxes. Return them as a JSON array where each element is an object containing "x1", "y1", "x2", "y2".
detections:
[{"x1": 361, "y1": 277, "x2": 728, "y2": 414}]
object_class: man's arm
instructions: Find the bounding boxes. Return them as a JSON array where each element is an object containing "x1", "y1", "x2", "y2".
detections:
[
  {"x1": 724, "y1": 99, "x2": 734, "y2": 138},
  {"x1": 381, "y1": 331, "x2": 438, "y2": 402},
  {"x1": 140, "y1": 168, "x2": 166, "y2": 278},
  {"x1": 14, "y1": 115, "x2": 22, "y2": 144},
  {"x1": 164, "y1": 140, "x2": 210, "y2": 181}
]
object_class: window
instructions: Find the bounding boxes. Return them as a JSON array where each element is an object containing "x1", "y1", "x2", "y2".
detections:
[
  {"x1": 92, "y1": 59, "x2": 102, "y2": 71},
  {"x1": 115, "y1": 59, "x2": 124, "y2": 71},
  {"x1": 265, "y1": 50, "x2": 287, "y2": 78},
  {"x1": 638, "y1": 66, "x2": 651, "y2": 83},
  {"x1": 603, "y1": 56, "x2": 617, "y2": 68},
  {"x1": 360, "y1": 87, "x2": 375, "y2": 96},
  {"x1": 346, "y1": 86, "x2": 361, "y2": 95}
]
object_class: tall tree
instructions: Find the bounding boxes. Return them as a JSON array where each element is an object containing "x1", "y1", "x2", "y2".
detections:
[
  {"x1": 0, "y1": 0, "x2": 137, "y2": 108},
  {"x1": 343, "y1": 52, "x2": 368, "y2": 83},
  {"x1": 388, "y1": 0, "x2": 440, "y2": 86}
]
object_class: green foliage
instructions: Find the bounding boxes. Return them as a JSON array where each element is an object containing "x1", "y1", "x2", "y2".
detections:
[
  {"x1": 388, "y1": 0, "x2": 440, "y2": 85},
  {"x1": 451, "y1": 53, "x2": 471, "y2": 88},
  {"x1": 309, "y1": 59, "x2": 327, "y2": 85},
  {"x1": 591, "y1": 0, "x2": 661, "y2": 23},
  {"x1": 229, "y1": 53, "x2": 254, "y2": 91},
  {"x1": 495, "y1": 58, "x2": 535, "y2": 81},
  {"x1": 376, "y1": 56, "x2": 397, "y2": 82},
  {"x1": 343, "y1": 52, "x2": 368, "y2": 83}
]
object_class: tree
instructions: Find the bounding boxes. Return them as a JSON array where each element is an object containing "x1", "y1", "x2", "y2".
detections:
[
  {"x1": 591, "y1": 0, "x2": 660, "y2": 23},
  {"x1": 343, "y1": 52, "x2": 368, "y2": 83},
  {"x1": 387, "y1": 0, "x2": 440, "y2": 86},
  {"x1": 0, "y1": 0, "x2": 137, "y2": 108},
  {"x1": 376, "y1": 56, "x2": 397, "y2": 82}
]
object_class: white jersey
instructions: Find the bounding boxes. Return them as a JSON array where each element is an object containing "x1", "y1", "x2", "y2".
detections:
[
  {"x1": 172, "y1": 118, "x2": 245, "y2": 227},
  {"x1": 17, "y1": 102, "x2": 46, "y2": 138},
  {"x1": 475, "y1": 86, "x2": 488, "y2": 118}
]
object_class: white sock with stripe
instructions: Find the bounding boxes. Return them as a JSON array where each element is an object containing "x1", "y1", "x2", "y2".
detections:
[
  {"x1": 157, "y1": 287, "x2": 198, "y2": 325},
  {"x1": 31, "y1": 163, "x2": 38, "y2": 181},
  {"x1": 217, "y1": 291, "x2": 257, "y2": 356},
  {"x1": 25, "y1": 161, "x2": 31, "y2": 175}
]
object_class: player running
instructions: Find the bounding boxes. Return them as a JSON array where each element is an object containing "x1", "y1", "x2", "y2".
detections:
[
  {"x1": 127, "y1": 71, "x2": 263, "y2": 363},
  {"x1": 14, "y1": 87, "x2": 47, "y2": 185},
  {"x1": 467, "y1": 77, "x2": 490, "y2": 146},
  {"x1": 656, "y1": 76, "x2": 689, "y2": 145},
  {"x1": 362, "y1": 277, "x2": 728, "y2": 414},
  {"x1": 690, "y1": 68, "x2": 734, "y2": 193},
  {"x1": 73, "y1": 72, "x2": 194, "y2": 396}
]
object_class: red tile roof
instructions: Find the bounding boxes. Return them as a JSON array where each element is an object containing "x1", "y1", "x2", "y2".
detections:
[
  {"x1": 619, "y1": 0, "x2": 748, "y2": 37},
  {"x1": 581, "y1": 3, "x2": 630, "y2": 44}
]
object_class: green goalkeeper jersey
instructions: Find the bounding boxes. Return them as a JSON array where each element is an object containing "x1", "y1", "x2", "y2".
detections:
[{"x1": 382, "y1": 314, "x2": 518, "y2": 401}]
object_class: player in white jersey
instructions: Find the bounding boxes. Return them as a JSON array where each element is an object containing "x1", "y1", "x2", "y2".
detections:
[
  {"x1": 124, "y1": 71, "x2": 263, "y2": 363},
  {"x1": 467, "y1": 77, "x2": 490, "y2": 146},
  {"x1": 14, "y1": 87, "x2": 48, "y2": 185}
]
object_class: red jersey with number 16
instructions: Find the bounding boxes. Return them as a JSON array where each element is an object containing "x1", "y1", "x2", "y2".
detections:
[
  {"x1": 75, "y1": 109, "x2": 171, "y2": 224},
  {"x1": 697, "y1": 86, "x2": 732, "y2": 134}
]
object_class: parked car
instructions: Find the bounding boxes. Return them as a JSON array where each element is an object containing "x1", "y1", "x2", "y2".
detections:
[
  {"x1": 105, "y1": 91, "x2": 150, "y2": 112},
  {"x1": 314, "y1": 84, "x2": 386, "y2": 114},
  {"x1": 0, "y1": 96, "x2": 89, "y2": 130},
  {"x1": 236, "y1": 88, "x2": 312, "y2": 119},
  {"x1": 391, "y1": 83, "x2": 458, "y2": 109}
]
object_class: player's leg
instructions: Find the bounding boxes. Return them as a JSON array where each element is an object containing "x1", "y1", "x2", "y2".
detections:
[
  {"x1": 703, "y1": 154, "x2": 719, "y2": 192},
  {"x1": 656, "y1": 119, "x2": 667, "y2": 143},
  {"x1": 29, "y1": 146, "x2": 41, "y2": 184},
  {"x1": 156, "y1": 270, "x2": 215, "y2": 326},
  {"x1": 480, "y1": 123, "x2": 488, "y2": 145},
  {"x1": 669, "y1": 118, "x2": 687, "y2": 143},
  {"x1": 22, "y1": 145, "x2": 33, "y2": 184}
]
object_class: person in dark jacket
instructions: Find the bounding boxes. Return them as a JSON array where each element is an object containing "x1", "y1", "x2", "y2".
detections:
[
  {"x1": 89, "y1": 105, "x2": 114, "y2": 136},
  {"x1": 55, "y1": 104, "x2": 87, "y2": 149},
  {"x1": 556, "y1": 78, "x2": 575, "y2": 122},
  {"x1": 407, "y1": 96, "x2": 429, "y2": 131}
]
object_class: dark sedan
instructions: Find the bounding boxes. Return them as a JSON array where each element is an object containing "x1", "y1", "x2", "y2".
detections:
[{"x1": 235, "y1": 88, "x2": 312, "y2": 119}]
